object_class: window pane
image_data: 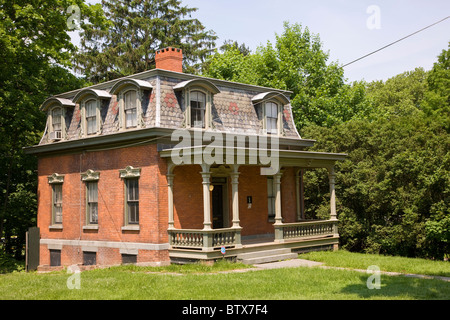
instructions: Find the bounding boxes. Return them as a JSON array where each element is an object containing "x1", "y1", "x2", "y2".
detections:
[
  {"x1": 52, "y1": 108, "x2": 62, "y2": 131},
  {"x1": 89, "y1": 203, "x2": 98, "y2": 224},
  {"x1": 124, "y1": 91, "x2": 136, "y2": 110},
  {"x1": 128, "y1": 203, "x2": 139, "y2": 224},
  {"x1": 126, "y1": 108, "x2": 137, "y2": 127},
  {"x1": 53, "y1": 184, "x2": 63, "y2": 224},
  {"x1": 127, "y1": 179, "x2": 139, "y2": 201},
  {"x1": 190, "y1": 91, "x2": 206, "y2": 128}
]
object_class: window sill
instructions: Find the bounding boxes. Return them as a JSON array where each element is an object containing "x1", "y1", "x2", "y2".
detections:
[
  {"x1": 121, "y1": 225, "x2": 140, "y2": 232},
  {"x1": 49, "y1": 225, "x2": 63, "y2": 230},
  {"x1": 83, "y1": 225, "x2": 99, "y2": 231}
]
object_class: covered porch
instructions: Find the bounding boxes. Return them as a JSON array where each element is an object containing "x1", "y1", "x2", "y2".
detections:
[{"x1": 159, "y1": 141, "x2": 346, "y2": 263}]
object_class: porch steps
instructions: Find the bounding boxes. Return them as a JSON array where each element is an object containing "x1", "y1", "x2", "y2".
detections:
[{"x1": 236, "y1": 248, "x2": 298, "y2": 265}]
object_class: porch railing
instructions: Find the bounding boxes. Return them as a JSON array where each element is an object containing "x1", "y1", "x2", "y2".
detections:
[
  {"x1": 168, "y1": 227, "x2": 241, "y2": 251},
  {"x1": 274, "y1": 219, "x2": 338, "y2": 242}
]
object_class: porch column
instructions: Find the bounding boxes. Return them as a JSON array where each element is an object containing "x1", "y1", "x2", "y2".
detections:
[
  {"x1": 167, "y1": 173, "x2": 175, "y2": 230},
  {"x1": 273, "y1": 172, "x2": 283, "y2": 225},
  {"x1": 200, "y1": 164, "x2": 212, "y2": 230},
  {"x1": 230, "y1": 165, "x2": 242, "y2": 247},
  {"x1": 327, "y1": 166, "x2": 337, "y2": 220}
]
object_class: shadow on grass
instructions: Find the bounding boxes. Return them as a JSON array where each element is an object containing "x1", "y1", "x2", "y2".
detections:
[{"x1": 341, "y1": 273, "x2": 450, "y2": 300}]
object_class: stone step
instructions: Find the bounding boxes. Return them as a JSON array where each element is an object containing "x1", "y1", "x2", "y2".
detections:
[
  {"x1": 239, "y1": 252, "x2": 299, "y2": 265},
  {"x1": 236, "y1": 248, "x2": 292, "y2": 260}
]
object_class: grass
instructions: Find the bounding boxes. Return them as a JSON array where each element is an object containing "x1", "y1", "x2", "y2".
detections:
[
  {"x1": 0, "y1": 251, "x2": 449, "y2": 300},
  {"x1": 299, "y1": 250, "x2": 450, "y2": 277}
]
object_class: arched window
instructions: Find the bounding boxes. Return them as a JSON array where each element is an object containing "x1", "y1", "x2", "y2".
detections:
[
  {"x1": 265, "y1": 101, "x2": 279, "y2": 135},
  {"x1": 51, "y1": 107, "x2": 62, "y2": 139},
  {"x1": 124, "y1": 90, "x2": 137, "y2": 128},
  {"x1": 85, "y1": 99, "x2": 97, "y2": 135},
  {"x1": 190, "y1": 91, "x2": 206, "y2": 128}
]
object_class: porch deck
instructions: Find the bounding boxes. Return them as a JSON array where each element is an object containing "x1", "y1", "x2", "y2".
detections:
[{"x1": 168, "y1": 219, "x2": 339, "y2": 263}]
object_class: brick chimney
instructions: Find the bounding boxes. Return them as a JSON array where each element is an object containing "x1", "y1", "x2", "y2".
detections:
[{"x1": 155, "y1": 47, "x2": 183, "y2": 73}]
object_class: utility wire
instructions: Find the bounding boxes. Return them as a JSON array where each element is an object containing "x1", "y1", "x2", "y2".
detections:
[{"x1": 342, "y1": 16, "x2": 450, "y2": 68}]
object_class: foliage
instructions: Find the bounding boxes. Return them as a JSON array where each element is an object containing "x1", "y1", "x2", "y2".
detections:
[
  {"x1": 301, "y1": 48, "x2": 450, "y2": 259},
  {"x1": 203, "y1": 22, "x2": 372, "y2": 129},
  {"x1": 75, "y1": 0, "x2": 217, "y2": 83},
  {"x1": 0, "y1": 0, "x2": 95, "y2": 258}
]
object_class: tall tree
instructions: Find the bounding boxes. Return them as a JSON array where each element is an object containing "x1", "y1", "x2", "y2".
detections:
[
  {"x1": 0, "y1": 0, "x2": 100, "y2": 258},
  {"x1": 203, "y1": 22, "x2": 372, "y2": 130},
  {"x1": 76, "y1": 0, "x2": 217, "y2": 83}
]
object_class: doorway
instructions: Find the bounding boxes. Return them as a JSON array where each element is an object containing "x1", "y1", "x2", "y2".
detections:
[{"x1": 211, "y1": 177, "x2": 229, "y2": 229}]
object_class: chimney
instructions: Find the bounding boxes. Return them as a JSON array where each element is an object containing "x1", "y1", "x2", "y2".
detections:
[{"x1": 155, "y1": 47, "x2": 183, "y2": 73}]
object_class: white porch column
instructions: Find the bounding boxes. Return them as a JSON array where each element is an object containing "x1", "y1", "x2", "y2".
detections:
[
  {"x1": 200, "y1": 164, "x2": 212, "y2": 230},
  {"x1": 167, "y1": 173, "x2": 175, "y2": 230},
  {"x1": 328, "y1": 166, "x2": 337, "y2": 220},
  {"x1": 230, "y1": 165, "x2": 240, "y2": 228},
  {"x1": 273, "y1": 172, "x2": 283, "y2": 225}
]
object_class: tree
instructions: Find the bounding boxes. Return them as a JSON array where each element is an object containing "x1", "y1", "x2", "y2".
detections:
[
  {"x1": 203, "y1": 22, "x2": 372, "y2": 130},
  {"x1": 0, "y1": 0, "x2": 98, "y2": 258},
  {"x1": 75, "y1": 0, "x2": 217, "y2": 83}
]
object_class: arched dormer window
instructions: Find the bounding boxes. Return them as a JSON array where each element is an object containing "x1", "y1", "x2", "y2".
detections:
[
  {"x1": 173, "y1": 79, "x2": 220, "y2": 129},
  {"x1": 73, "y1": 89, "x2": 111, "y2": 137},
  {"x1": 252, "y1": 92, "x2": 290, "y2": 136},
  {"x1": 40, "y1": 97, "x2": 75, "y2": 142},
  {"x1": 110, "y1": 78, "x2": 152, "y2": 131}
]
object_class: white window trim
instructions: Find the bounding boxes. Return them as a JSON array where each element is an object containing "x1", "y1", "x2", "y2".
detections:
[
  {"x1": 81, "y1": 96, "x2": 102, "y2": 137},
  {"x1": 263, "y1": 100, "x2": 282, "y2": 136},
  {"x1": 186, "y1": 87, "x2": 212, "y2": 129}
]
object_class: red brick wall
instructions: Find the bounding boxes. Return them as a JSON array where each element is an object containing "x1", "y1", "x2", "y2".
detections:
[{"x1": 37, "y1": 143, "x2": 168, "y2": 266}]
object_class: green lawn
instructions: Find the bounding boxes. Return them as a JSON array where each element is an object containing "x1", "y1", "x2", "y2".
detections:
[
  {"x1": 0, "y1": 252, "x2": 449, "y2": 300},
  {"x1": 300, "y1": 250, "x2": 450, "y2": 277}
]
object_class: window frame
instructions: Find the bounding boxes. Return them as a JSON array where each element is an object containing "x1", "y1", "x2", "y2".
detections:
[
  {"x1": 264, "y1": 101, "x2": 280, "y2": 135},
  {"x1": 119, "y1": 166, "x2": 141, "y2": 228},
  {"x1": 189, "y1": 90, "x2": 207, "y2": 128},
  {"x1": 52, "y1": 183, "x2": 63, "y2": 225},
  {"x1": 85, "y1": 99, "x2": 98, "y2": 135},
  {"x1": 123, "y1": 89, "x2": 138, "y2": 129},
  {"x1": 86, "y1": 181, "x2": 99, "y2": 225},
  {"x1": 125, "y1": 178, "x2": 139, "y2": 225}
]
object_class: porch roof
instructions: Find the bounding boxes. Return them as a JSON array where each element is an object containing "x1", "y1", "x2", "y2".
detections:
[{"x1": 159, "y1": 144, "x2": 347, "y2": 169}]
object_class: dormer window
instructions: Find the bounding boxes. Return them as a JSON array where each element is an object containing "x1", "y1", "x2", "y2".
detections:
[
  {"x1": 110, "y1": 79, "x2": 152, "y2": 131},
  {"x1": 252, "y1": 91, "x2": 290, "y2": 136},
  {"x1": 85, "y1": 99, "x2": 97, "y2": 135},
  {"x1": 124, "y1": 90, "x2": 137, "y2": 128},
  {"x1": 190, "y1": 91, "x2": 206, "y2": 128},
  {"x1": 173, "y1": 79, "x2": 221, "y2": 129}
]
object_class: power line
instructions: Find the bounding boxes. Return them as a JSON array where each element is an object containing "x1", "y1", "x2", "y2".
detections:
[{"x1": 342, "y1": 16, "x2": 450, "y2": 68}]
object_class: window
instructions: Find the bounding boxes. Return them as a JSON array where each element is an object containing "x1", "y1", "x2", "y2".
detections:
[
  {"x1": 126, "y1": 178, "x2": 139, "y2": 224},
  {"x1": 85, "y1": 99, "x2": 97, "y2": 134},
  {"x1": 52, "y1": 184, "x2": 63, "y2": 224},
  {"x1": 124, "y1": 90, "x2": 137, "y2": 128},
  {"x1": 86, "y1": 181, "x2": 98, "y2": 224},
  {"x1": 265, "y1": 102, "x2": 278, "y2": 134},
  {"x1": 190, "y1": 91, "x2": 206, "y2": 128},
  {"x1": 83, "y1": 251, "x2": 96, "y2": 266},
  {"x1": 267, "y1": 177, "x2": 275, "y2": 219},
  {"x1": 49, "y1": 249, "x2": 61, "y2": 266},
  {"x1": 122, "y1": 254, "x2": 137, "y2": 264}
]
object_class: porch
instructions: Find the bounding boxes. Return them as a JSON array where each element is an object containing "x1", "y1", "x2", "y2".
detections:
[
  {"x1": 159, "y1": 139, "x2": 346, "y2": 263},
  {"x1": 167, "y1": 220, "x2": 339, "y2": 263}
]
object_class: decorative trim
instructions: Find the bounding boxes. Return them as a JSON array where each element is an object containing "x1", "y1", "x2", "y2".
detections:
[
  {"x1": 81, "y1": 169, "x2": 100, "y2": 182},
  {"x1": 119, "y1": 166, "x2": 141, "y2": 179},
  {"x1": 40, "y1": 238, "x2": 169, "y2": 251},
  {"x1": 47, "y1": 173, "x2": 65, "y2": 184}
]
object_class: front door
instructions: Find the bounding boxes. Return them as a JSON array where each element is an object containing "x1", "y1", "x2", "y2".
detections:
[
  {"x1": 211, "y1": 177, "x2": 228, "y2": 229},
  {"x1": 212, "y1": 184, "x2": 224, "y2": 229}
]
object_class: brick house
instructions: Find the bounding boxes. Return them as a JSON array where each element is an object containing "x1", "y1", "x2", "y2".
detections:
[{"x1": 25, "y1": 47, "x2": 346, "y2": 268}]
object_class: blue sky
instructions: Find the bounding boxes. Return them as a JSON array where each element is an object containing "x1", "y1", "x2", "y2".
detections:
[
  {"x1": 182, "y1": 0, "x2": 450, "y2": 83},
  {"x1": 78, "y1": 0, "x2": 450, "y2": 83}
]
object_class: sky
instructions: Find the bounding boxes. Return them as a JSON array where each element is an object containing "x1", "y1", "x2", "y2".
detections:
[
  {"x1": 181, "y1": 0, "x2": 450, "y2": 83},
  {"x1": 77, "y1": 0, "x2": 450, "y2": 83}
]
